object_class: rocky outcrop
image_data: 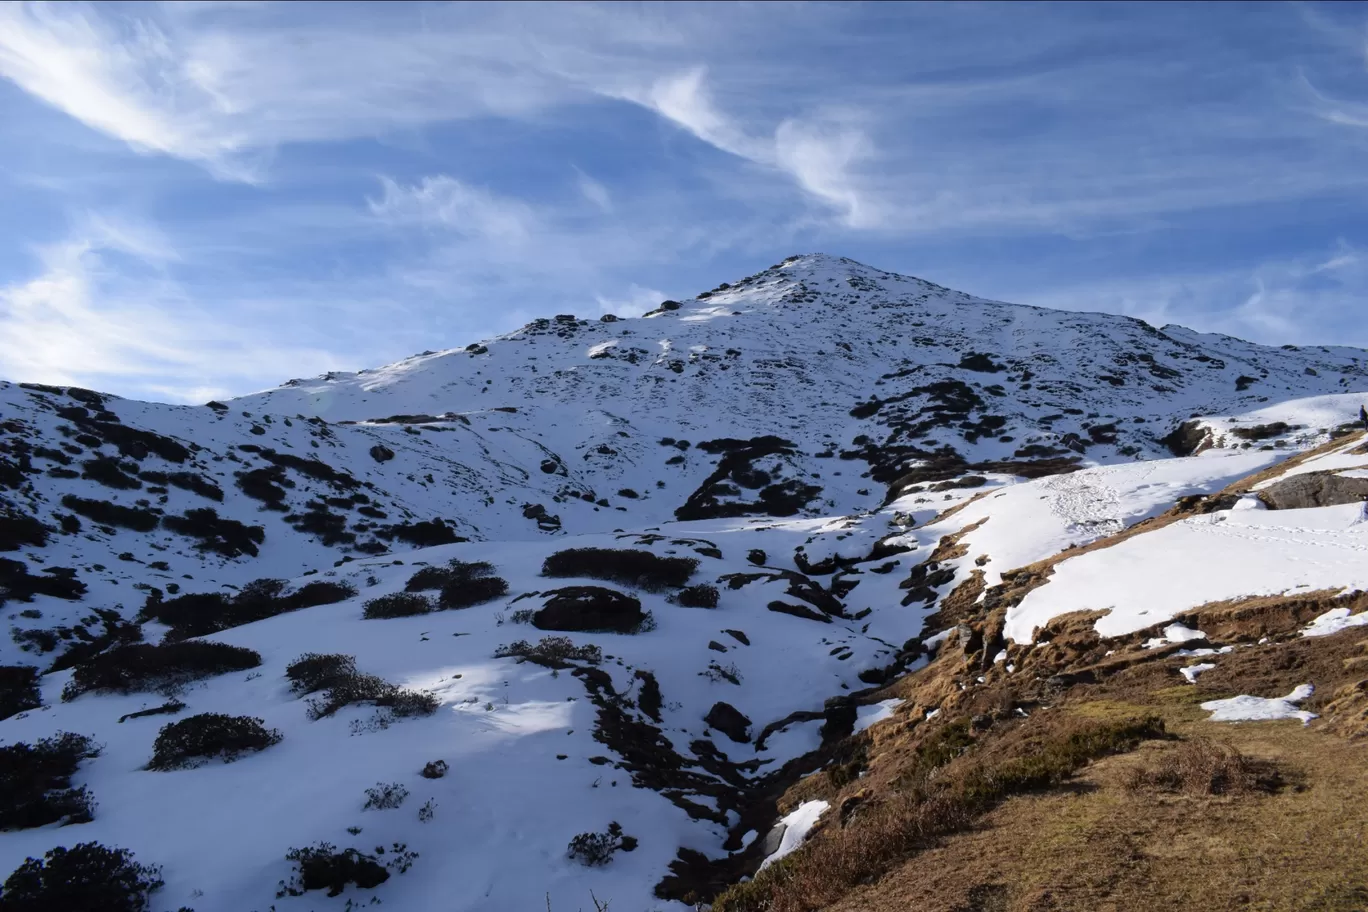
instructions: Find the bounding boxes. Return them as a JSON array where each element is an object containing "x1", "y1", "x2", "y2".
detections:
[{"x1": 1258, "y1": 472, "x2": 1368, "y2": 510}]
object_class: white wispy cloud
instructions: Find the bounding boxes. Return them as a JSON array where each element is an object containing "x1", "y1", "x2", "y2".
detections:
[
  {"x1": 624, "y1": 67, "x2": 874, "y2": 226},
  {"x1": 0, "y1": 220, "x2": 344, "y2": 401},
  {"x1": 594, "y1": 284, "x2": 667, "y2": 318},
  {"x1": 1019, "y1": 241, "x2": 1368, "y2": 350},
  {"x1": 368, "y1": 176, "x2": 535, "y2": 242},
  {"x1": 574, "y1": 168, "x2": 613, "y2": 213}
]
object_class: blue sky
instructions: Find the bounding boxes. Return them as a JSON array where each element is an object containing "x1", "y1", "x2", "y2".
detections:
[{"x1": 4, "y1": 1, "x2": 1368, "y2": 403}]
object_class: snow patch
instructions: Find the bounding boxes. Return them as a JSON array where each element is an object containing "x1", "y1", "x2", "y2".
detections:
[
  {"x1": 1301, "y1": 605, "x2": 1368, "y2": 638},
  {"x1": 759, "y1": 800, "x2": 829, "y2": 871},
  {"x1": 853, "y1": 699, "x2": 904, "y2": 734},
  {"x1": 1201, "y1": 684, "x2": 1317, "y2": 725}
]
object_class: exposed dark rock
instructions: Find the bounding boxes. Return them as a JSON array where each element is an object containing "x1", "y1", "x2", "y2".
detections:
[
  {"x1": 1258, "y1": 472, "x2": 1368, "y2": 510},
  {"x1": 703, "y1": 701, "x2": 752, "y2": 744},
  {"x1": 1160, "y1": 419, "x2": 1214, "y2": 457},
  {"x1": 533, "y1": 586, "x2": 645, "y2": 633}
]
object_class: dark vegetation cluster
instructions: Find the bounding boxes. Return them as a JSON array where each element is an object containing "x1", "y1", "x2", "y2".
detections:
[
  {"x1": 61, "y1": 641, "x2": 262, "y2": 701},
  {"x1": 284, "y1": 652, "x2": 439, "y2": 721},
  {"x1": 147, "y1": 713, "x2": 282, "y2": 770},
  {"x1": 0, "y1": 842, "x2": 166, "y2": 912},
  {"x1": 139, "y1": 577, "x2": 355, "y2": 640},
  {"x1": 0, "y1": 732, "x2": 100, "y2": 831},
  {"x1": 541, "y1": 547, "x2": 697, "y2": 591}
]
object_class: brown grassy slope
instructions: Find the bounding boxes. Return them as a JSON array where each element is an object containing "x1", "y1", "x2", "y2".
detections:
[{"x1": 715, "y1": 585, "x2": 1368, "y2": 912}]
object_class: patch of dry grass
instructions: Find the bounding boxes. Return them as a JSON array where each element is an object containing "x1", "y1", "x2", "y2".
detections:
[
  {"x1": 713, "y1": 716, "x2": 1165, "y2": 912},
  {"x1": 1124, "y1": 737, "x2": 1282, "y2": 796}
]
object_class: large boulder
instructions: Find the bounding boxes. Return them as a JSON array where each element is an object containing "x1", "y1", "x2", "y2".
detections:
[
  {"x1": 703, "y1": 701, "x2": 752, "y2": 743},
  {"x1": 532, "y1": 586, "x2": 644, "y2": 633},
  {"x1": 1257, "y1": 472, "x2": 1368, "y2": 510}
]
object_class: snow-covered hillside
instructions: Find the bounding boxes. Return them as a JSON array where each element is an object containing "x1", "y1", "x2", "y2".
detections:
[{"x1": 2, "y1": 254, "x2": 1367, "y2": 912}]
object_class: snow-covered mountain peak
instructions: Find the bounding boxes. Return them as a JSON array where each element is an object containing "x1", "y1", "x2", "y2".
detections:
[{"x1": 2, "y1": 253, "x2": 1368, "y2": 912}]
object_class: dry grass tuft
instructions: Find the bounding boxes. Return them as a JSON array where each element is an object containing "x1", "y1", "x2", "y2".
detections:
[{"x1": 1125, "y1": 737, "x2": 1282, "y2": 796}]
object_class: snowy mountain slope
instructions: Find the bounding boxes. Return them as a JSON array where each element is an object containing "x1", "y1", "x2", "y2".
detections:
[{"x1": 2, "y1": 254, "x2": 1368, "y2": 911}]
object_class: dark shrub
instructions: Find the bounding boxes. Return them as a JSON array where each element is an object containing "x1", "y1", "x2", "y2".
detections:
[
  {"x1": 0, "y1": 558, "x2": 87, "y2": 607},
  {"x1": 162, "y1": 508, "x2": 265, "y2": 558},
  {"x1": 404, "y1": 559, "x2": 494, "y2": 592},
  {"x1": 541, "y1": 547, "x2": 697, "y2": 591},
  {"x1": 164, "y1": 471, "x2": 222, "y2": 501},
  {"x1": 285, "y1": 653, "x2": 356, "y2": 694},
  {"x1": 494, "y1": 636, "x2": 602, "y2": 669},
  {"x1": 362, "y1": 782, "x2": 408, "y2": 810},
  {"x1": 47, "y1": 608, "x2": 143, "y2": 673},
  {"x1": 256, "y1": 449, "x2": 358, "y2": 489},
  {"x1": 58, "y1": 495, "x2": 158, "y2": 533},
  {"x1": 292, "y1": 655, "x2": 438, "y2": 721},
  {"x1": 376, "y1": 519, "x2": 463, "y2": 548},
  {"x1": 0, "y1": 732, "x2": 100, "y2": 830},
  {"x1": 0, "y1": 666, "x2": 41, "y2": 721},
  {"x1": 362, "y1": 592, "x2": 432, "y2": 619},
  {"x1": 0, "y1": 511, "x2": 48, "y2": 551},
  {"x1": 566, "y1": 821, "x2": 637, "y2": 866},
  {"x1": 286, "y1": 507, "x2": 354, "y2": 546},
  {"x1": 420, "y1": 759, "x2": 448, "y2": 779},
  {"x1": 141, "y1": 579, "x2": 354, "y2": 640},
  {"x1": 62, "y1": 642, "x2": 261, "y2": 701},
  {"x1": 287, "y1": 580, "x2": 356, "y2": 609},
  {"x1": 0, "y1": 842, "x2": 163, "y2": 912},
  {"x1": 635, "y1": 670, "x2": 662, "y2": 722},
  {"x1": 403, "y1": 559, "x2": 507, "y2": 609},
  {"x1": 404, "y1": 565, "x2": 452, "y2": 592},
  {"x1": 532, "y1": 586, "x2": 645, "y2": 633},
  {"x1": 80, "y1": 456, "x2": 141, "y2": 490},
  {"x1": 147, "y1": 713, "x2": 282, "y2": 770},
  {"x1": 438, "y1": 575, "x2": 508, "y2": 610},
  {"x1": 278, "y1": 843, "x2": 389, "y2": 897},
  {"x1": 676, "y1": 584, "x2": 719, "y2": 609},
  {"x1": 235, "y1": 465, "x2": 291, "y2": 508}
]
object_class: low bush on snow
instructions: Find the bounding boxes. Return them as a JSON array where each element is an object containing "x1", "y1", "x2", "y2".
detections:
[
  {"x1": 439, "y1": 574, "x2": 509, "y2": 610},
  {"x1": 0, "y1": 842, "x2": 164, "y2": 912},
  {"x1": 277, "y1": 843, "x2": 390, "y2": 898},
  {"x1": 58, "y1": 494, "x2": 159, "y2": 533},
  {"x1": 61, "y1": 641, "x2": 262, "y2": 701},
  {"x1": 362, "y1": 592, "x2": 433, "y2": 619},
  {"x1": 494, "y1": 636, "x2": 602, "y2": 669},
  {"x1": 675, "y1": 583, "x2": 720, "y2": 608},
  {"x1": 0, "y1": 665, "x2": 41, "y2": 721},
  {"x1": 139, "y1": 578, "x2": 356, "y2": 640},
  {"x1": 362, "y1": 782, "x2": 408, "y2": 810},
  {"x1": 403, "y1": 559, "x2": 509, "y2": 610},
  {"x1": 284, "y1": 652, "x2": 439, "y2": 721},
  {"x1": 285, "y1": 652, "x2": 355, "y2": 694},
  {"x1": 161, "y1": 507, "x2": 265, "y2": 558},
  {"x1": 566, "y1": 821, "x2": 638, "y2": 867},
  {"x1": 541, "y1": 547, "x2": 697, "y2": 591},
  {"x1": 147, "y1": 713, "x2": 282, "y2": 770},
  {"x1": 0, "y1": 732, "x2": 100, "y2": 830}
]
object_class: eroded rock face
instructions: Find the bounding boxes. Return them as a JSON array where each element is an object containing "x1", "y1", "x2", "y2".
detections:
[
  {"x1": 704, "y1": 701, "x2": 753, "y2": 743},
  {"x1": 532, "y1": 586, "x2": 644, "y2": 632},
  {"x1": 1160, "y1": 419, "x2": 1214, "y2": 457},
  {"x1": 1258, "y1": 472, "x2": 1368, "y2": 510}
]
